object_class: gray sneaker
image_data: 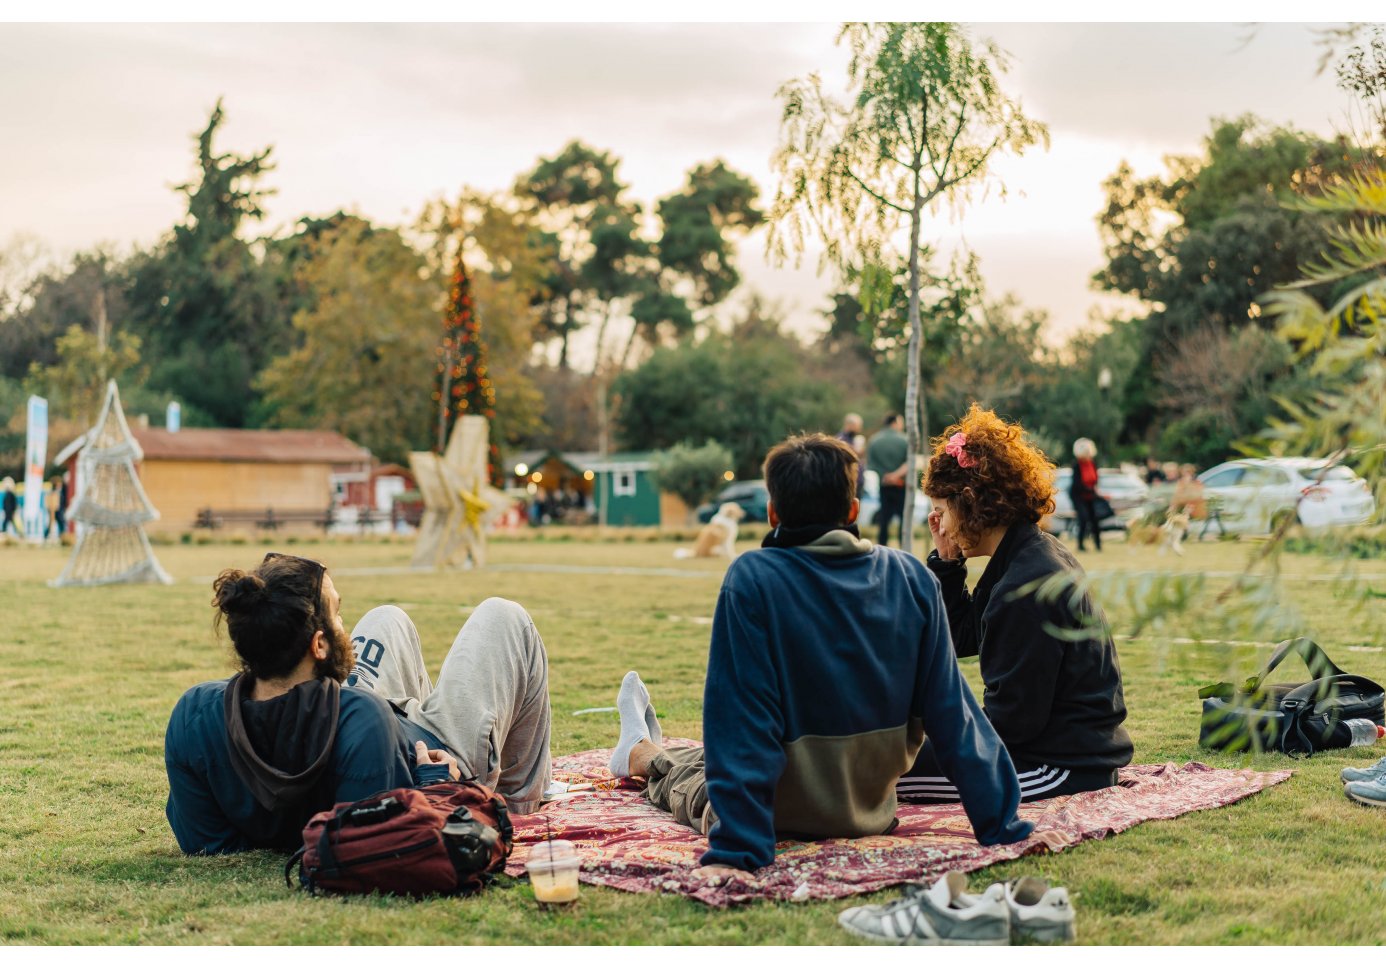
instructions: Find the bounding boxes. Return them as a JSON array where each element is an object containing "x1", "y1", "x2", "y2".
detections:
[
  {"x1": 983, "y1": 877, "x2": 1077, "y2": 944},
  {"x1": 837, "y1": 871, "x2": 1009, "y2": 945},
  {"x1": 1345, "y1": 775, "x2": 1386, "y2": 808},
  {"x1": 1340, "y1": 755, "x2": 1386, "y2": 784}
]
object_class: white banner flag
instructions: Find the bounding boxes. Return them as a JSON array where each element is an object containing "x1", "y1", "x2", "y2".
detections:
[{"x1": 24, "y1": 395, "x2": 48, "y2": 542}]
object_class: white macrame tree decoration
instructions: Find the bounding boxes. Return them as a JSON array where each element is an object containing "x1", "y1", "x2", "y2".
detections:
[{"x1": 52, "y1": 380, "x2": 172, "y2": 587}]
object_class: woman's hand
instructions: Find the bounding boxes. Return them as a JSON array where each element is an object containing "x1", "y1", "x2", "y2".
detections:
[
  {"x1": 929, "y1": 509, "x2": 962, "y2": 560},
  {"x1": 414, "y1": 740, "x2": 461, "y2": 781}
]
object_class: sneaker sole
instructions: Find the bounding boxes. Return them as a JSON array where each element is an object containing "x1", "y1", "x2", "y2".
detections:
[
  {"x1": 1345, "y1": 788, "x2": 1386, "y2": 808},
  {"x1": 838, "y1": 915, "x2": 1008, "y2": 946},
  {"x1": 1013, "y1": 921, "x2": 1077, "y2": 944}
]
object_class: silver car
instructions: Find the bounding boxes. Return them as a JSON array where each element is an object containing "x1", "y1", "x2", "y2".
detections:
[{"x1": 1197, "y1": 458, "x2": 1376, "y2": 533}]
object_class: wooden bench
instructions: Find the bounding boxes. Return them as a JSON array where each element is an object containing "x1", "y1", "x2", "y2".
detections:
[{"x1": 195, "y1": 507, "x2": 336, "y2": 532}]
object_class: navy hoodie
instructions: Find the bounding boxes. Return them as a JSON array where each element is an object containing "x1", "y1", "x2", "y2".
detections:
[
  {"x1": 700, "y1": 530, "x2": 1033, "y2": 871},
  {"x1": 165, "y1": 678, "x2": 451, "y2": 854}
]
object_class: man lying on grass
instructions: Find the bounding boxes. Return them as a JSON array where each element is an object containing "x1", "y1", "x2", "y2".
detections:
[
  {"x1": 610, "y1": 433, "x2": 1034, "y2": 880},
  {"x1": 165, "y1": 552, "x2": 553, "y2": 854}
]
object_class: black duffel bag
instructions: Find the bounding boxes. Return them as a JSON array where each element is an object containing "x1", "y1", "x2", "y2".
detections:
[{"x1": 1198, "y1": 637, "x2": 1384, "y2": 756}]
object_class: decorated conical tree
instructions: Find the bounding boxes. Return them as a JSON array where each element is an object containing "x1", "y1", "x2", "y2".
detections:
[
  {"x1": 52, "y1": 380, "x2": 172, "y2": 587},
  {"x1": 434, "y1": 251, "x2": 500, "y2": 484}
]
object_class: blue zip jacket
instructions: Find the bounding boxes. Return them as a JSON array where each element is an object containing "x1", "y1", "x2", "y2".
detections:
[
  {"x1": 165, "y1": 678, "x2": 451, "y2": 854},
  {"x1": 700, "y1": 532, "x2": 1033, "y2": 870}
]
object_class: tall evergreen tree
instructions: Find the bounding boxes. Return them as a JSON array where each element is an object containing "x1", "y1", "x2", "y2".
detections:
[{"x1": 436, "y1": 253, "x2": 499, "y2": 483}]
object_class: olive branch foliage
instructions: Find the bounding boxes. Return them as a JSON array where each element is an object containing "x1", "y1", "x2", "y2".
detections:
[{"x1": 1007, "y1": 28, "x2": 1386, "y2": 755}]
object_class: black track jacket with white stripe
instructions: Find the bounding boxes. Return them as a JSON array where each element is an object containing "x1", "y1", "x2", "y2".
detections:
[{"x1": 926, "y1": 522, "x2": 1133, "y2": 773}]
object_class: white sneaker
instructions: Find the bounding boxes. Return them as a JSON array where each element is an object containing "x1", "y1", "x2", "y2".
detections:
[
  {"x1": 837, "y1": 871, "x2": 1010, "y2": 945},
  {"x1": 983, "y1": 877, "x2": 1076, "y2": 944}
]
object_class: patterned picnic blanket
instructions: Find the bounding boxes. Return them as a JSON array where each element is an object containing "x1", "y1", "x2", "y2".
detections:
[{"x1": 506, "y1": 741, "x2": 1291, "y2": 907}]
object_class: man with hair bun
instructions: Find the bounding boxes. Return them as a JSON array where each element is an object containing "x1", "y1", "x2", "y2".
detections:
[
  {"x1": 164, "y1": 553, "x2": 553, "y2": 854},
  {"x1": 896, "y1": 405, "x2": 1132, "y2": 805},
  {"x1": 605, "y1": 432, "x2": 1032, "y2": 878}
]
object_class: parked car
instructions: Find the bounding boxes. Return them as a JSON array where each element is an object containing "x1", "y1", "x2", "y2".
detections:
[
  {"x1": 696, "y1": 472, "x2": 930, "y2": 529},
  {"x1": 1044, "y1": 468, "x2": 1150, "y2": 536},
  {"x1": 857, "y1": 469, "x2": 931, "y2": 529},
  {"x1": 696, "y1": 480, "x2": 770, "y2": 523},
  {"x1": 1197, "y1": 458, "x2": 1376, "y2": 533}
]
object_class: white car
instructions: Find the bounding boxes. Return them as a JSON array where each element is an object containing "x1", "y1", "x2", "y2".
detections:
[{"x1": 1197, "y1": 458, "x2": 1376, "y2": 533}]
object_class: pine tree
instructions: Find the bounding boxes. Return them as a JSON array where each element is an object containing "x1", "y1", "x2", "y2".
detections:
[{"x1": 434, "y1": 252, "x2": 499, "y2": 483}]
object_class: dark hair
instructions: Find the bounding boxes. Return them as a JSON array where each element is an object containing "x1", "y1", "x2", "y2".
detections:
[
  {"x1": 923, "y1": 404, "x2": 1056, "y2": 548},
  {"x1": 763, "y1": 433, "x2": 858, "y2": 528},
  {"x1": 212, "y1": 556, "x2": 331, "y2": 680},
  {"x1": 882, "y1": 412, "x2": 900, "y2": 427}
]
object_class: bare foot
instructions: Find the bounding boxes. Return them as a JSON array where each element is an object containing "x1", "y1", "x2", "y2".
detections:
[{"x1": 626, "y1": 738, "x2": 662, "y2": 778}]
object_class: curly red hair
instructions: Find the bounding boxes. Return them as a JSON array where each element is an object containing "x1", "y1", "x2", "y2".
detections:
[{"x1": 923, "y1": 404, "x2": 1056, "y2": 547}]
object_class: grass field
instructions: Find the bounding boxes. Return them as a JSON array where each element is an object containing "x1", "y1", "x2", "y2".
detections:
[{"x1": 1, "y1": 533, "x2": 1383, "y2": 945}]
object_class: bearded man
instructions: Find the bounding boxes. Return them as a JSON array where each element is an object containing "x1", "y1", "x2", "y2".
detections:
[{"x1": 164, "y1": 552, "x2": 553, "y2": 854}]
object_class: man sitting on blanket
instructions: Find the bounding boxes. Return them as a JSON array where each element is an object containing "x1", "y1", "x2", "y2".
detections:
[
  {"x1": 611, "y1": 433, "x2": 1034, "y2": 878},
  {"x1": 165, "y1": 551, "x2": 553, "y2": 854}
]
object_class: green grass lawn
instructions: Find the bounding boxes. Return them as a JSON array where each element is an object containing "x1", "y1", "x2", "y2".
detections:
[{"x1": 1, "y1": 534, "x2": 1383, "y2": 945}]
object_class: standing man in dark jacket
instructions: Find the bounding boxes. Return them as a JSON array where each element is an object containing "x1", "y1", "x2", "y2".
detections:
[
  {"x1": 605, "y1": 433, "x2": 1033, "y2": 875},
  {"x1": 165, "y1": 553, "x2": 553, "y2": 854},
  {"x1": 897, "y1": 406, "x2": 1132, "y2": 804},
  {"x1": 1, "y1": 477, "x2": 17, "y2": 538},
  {"x1": 866, "y1": 413, "x2": 910, "y2": 547}
]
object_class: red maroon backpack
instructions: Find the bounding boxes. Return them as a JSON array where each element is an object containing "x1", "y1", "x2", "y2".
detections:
[{"x1": 286, "y1": 780, "x2": 513, "y2": 897}]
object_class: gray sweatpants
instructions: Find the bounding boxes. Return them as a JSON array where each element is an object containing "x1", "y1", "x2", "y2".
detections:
[{"x1": 345, "y1": 598, "x2": 552, "y2": 815}]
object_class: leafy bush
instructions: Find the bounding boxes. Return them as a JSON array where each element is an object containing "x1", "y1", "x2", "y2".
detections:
[{"x1": 650, "y1": 440, "x2": 734, "y2": 514}]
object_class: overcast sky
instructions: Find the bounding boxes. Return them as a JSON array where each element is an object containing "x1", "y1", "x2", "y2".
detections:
[{"x1": 0, "y1": 21, "x2": 1358, "y2": 359}]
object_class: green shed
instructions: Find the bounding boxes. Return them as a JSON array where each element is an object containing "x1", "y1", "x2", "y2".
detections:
[{"x1": 587, "y1": 452, "x2": 661, "y2": 527}]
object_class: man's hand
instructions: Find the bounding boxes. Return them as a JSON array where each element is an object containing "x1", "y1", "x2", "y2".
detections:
[
  {"x1": 414, "y1": 740, "x2": 461, "y2": 781},
  {"x1": 929, "y1": 509, "x2": 962, "y2": 560},
  {"x1": 693, "y1": 863, "x2": 757, "y2": 887}
]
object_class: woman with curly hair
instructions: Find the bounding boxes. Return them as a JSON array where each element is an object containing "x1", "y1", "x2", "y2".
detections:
[{"x1": 896, "y1": 405, "x2": 1133, "y2": 803}]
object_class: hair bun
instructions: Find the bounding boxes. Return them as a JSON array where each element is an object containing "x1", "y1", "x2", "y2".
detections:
[{"x1": 212, "y1": 569, "x2": 267, "y2": 614}]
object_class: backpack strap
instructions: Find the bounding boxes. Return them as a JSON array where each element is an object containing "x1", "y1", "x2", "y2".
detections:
[
  {"x1": 491, "y1": 794, "x2": 513, "y2": 858},
  {"x1": 1243, "y1": 638, "x2": 1345, "y2": 693},
  {"x1": 285, "y1": 845, "x2": 308, "y2": 890}
]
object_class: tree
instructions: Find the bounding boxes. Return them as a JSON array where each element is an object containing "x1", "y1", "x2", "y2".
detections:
[
  {"x1": 769, "y1": 22, "x2": 1047, "y2": 551},
  {"x1": 650, "y1": 440, "x2": 735, "y2": 519},
  {"x1": 256, "y1": 221, "x2": 438, "y2": 464},
  {"x1": 122, "y1": 100, "x2": 285, "y2": 427},
  {"x1": 615, "y1": 299, "x2": 844, "y2": 478},
  {"x1": 25, "y1": 325, "x2": 144, "y2": 428},
  {"x1": 514, "y1": 141, "x2": 643, "y2": 369},
  {"x1": 1094, "y1": 117, "x2": 1369, "y2": 446},
  {"x1": 820, "y1": 253, "x2": 979, "y2": 417},
  {"x1": 621, "y1": 161, "x2": 763, "y2": 366},
  {"x1": 434, "y1": 253, "x2": 500, "y2": 482},
  {"x1": 0, "y1": 250, "x2": 126, "y2": 382},
  {"x1": 1261, "y1": 27, "x2": 1386, "y2": 496},
  {"x1": 415, "y1": 190, "x2": 551, "y2": 452}
]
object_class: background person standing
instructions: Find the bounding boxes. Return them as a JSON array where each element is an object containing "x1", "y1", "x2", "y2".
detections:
[
  {"x1": 835, "y1": 412, "x2": 867, "y2": 497},
  {"x1": 867, "y1": 413, "x2": 909, "y2": 547},
  {"x1": 1069, "y1": 438, "x2": 1103, "y2": 552}
]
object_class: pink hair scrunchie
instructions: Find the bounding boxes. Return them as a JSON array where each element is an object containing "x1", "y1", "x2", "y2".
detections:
[{"x1": 945, "y1": 432, "x2": 977, "y2": 468}]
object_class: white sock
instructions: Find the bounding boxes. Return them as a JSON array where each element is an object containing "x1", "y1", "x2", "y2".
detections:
[{"x1": 609, "y1": 670, "x2": 658, "y2": 777}]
